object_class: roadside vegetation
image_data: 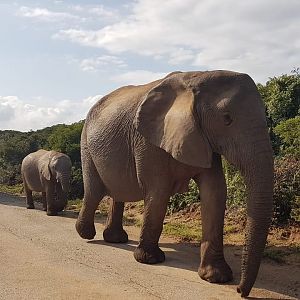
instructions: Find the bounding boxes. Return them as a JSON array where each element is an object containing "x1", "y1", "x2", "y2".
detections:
[{"x1": 0, "y1": 70, "x2": 299, "y2": 262}]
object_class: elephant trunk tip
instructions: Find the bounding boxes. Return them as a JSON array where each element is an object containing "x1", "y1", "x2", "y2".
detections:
[{"x1": 237, "y1": 283, "x2": 251, "y2": 298}]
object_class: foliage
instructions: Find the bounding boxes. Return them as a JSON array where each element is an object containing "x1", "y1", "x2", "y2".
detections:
[
  {"x1": 258, "y1": 71, "x2": 300, "y2": 127},
  {"x1": 168, "y1": 180, "x2": 199, "y2": 213},
  {"x1": 47, "y1": 121, "x2": 84, "y2": 163},
  {"x1": 274, "y1": 116, "x2": 300, "y2": 157},
  {"x1": 273, "y1": 156, "x2": 300, "y2": 224},
  {"x1": 68, "y1": 165, "x2": 84, "y2": 200},
  {"x1": 223, "y1": 160, "x2": 246, "y2": 207},
  {"x1": 257, "y1": 70, "x2": 300, "y2": 154}
]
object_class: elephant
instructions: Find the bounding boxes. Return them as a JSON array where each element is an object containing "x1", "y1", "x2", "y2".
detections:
[
  {"x1": 75, "y1": 71, "x2": 274, "y2": 297},
  {"x1": 21, "y1": 149, "x2": 72, "y2": 216}
]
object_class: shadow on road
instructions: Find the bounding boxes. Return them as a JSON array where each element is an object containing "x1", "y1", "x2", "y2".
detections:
[
  {"x1": 87, "y1": 240, "x2": 299, "y2": 300},
  {"x1": 0, "y1": 192, "x2": 27, "y2": 207},
  {"x1": 0, "y1": 192, "x2": 298, "y2": 299}
]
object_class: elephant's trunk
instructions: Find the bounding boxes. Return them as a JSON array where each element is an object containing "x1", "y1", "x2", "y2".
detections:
[
  {"x1": 234, "y1": 140, "x2": 274, "y2": 297},
  {"x1": 58, "y1": 172, "x2": 70, "y2": 194},
  {"x1": 55, "y1": 172, "x2": 70, "y2": 212}
]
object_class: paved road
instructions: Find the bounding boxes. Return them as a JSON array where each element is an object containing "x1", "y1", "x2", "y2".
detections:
[{"x1": 0, "y1": 192, "x2": 298, "y2": 299}]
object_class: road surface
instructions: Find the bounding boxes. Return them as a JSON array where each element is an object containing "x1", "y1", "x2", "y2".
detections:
[{"x1": 0, "y1": 192, "x2": 298, "y2": 299}]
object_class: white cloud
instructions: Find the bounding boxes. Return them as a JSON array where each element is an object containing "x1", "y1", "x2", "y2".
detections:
[
  {"x1": 16, "y1": 6, "x2": 82, "y2": 22},
  {"x1": 88, "y1": 5, "x2": 118, "y2": 19},
  {"x1": 79, "y1": 55, "x2": 127, "y2": 72},
  {"x1": 112, "y1": 70, "x2": 166, "y2": 85},
  {"x1": 168, "y1": 48, "x2": 195, "y2": 65},
  {"x1": 69, "y1": 5, "x2": 84, "y2": 12},
  {"x1": 0, "y1": 95, "x2": 101, "y2": 131},
  {"x1": 69, "y1": 4, "x2": 119, "y2": 21},
  {"x1": 54, "y1": 0, "x2": 300, "y2": 82}
]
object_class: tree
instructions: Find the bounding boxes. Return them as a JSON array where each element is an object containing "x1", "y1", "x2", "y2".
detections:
[
  {"x1": 258, "y1": 71, "x2": 300, "y2": 127},
  {"x1": 47, "y1": 121, "x2": 84, "y2": 163},
  {"x1": 257, "y1": 70, "x2": 300, "y2": 155},
  {"x1": 274, "y1": 116, "x2": 300, "y2": 157}
]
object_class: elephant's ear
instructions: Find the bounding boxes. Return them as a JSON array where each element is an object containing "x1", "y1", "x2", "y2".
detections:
[
  {"x1": 41, "y1": 152, "x2": 54, "y2": 180},
  {"x1": 134, "y1": 76, "x2": 212, "y2": 168}
]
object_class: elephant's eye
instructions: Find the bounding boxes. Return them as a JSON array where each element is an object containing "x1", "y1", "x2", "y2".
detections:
[{"x1": 223, "y1": 113, "x2": 233, "y2": 126}]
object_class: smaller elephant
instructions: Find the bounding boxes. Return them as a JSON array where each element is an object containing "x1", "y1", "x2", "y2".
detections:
[{"x1": 21, "y1": 149, "x2": 72, "y2": 216}]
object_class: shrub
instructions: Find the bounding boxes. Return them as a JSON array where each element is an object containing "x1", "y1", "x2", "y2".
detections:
[
  {"x1": 273, "y1": 156, "x2": 300, "y2": 224},
  {"x1": 274, "y1": 116, "x2": 300, "y2": 157},
  {"x1": 68, "y1": 165, "x2": 84, "y2": 200},
  {"x1": 223, "y1": 160, "x2": 246, "y2": 207},
  {"x1": 168, "y1": 180, "x2": 199, "y2": 213}
]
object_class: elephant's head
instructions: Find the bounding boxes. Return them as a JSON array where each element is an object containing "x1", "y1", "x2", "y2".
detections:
[
  {"x1": 135, "y1": 71, "x2": 274, "y2": 297},
  {"x1": 41, "y1": 151, "x2": 72, "y2": 194}
]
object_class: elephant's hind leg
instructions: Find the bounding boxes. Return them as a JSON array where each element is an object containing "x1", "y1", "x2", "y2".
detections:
[
  {"x1": 23, "y1": 179, "x2": 34, "y2": 209},
  {"x1": 103, "y1": 200, "x2": 128, "y2": 243},
  {"x1": 76, "y1": 152, "x2": 106, "y2": 240}
]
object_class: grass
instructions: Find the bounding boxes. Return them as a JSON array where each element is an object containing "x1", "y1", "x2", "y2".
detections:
[
  {"x1": 66, "y1": 199, "x2": 83, "y2": 211},
  {"x1": 224, "y1": 224, "x2": 239, "y2": 234},
  {"x1": 0, "y1": 184, "x2": 23, "y2": 195},
  {"x1": 163, "y1": 221, "x2": 202, "y2": 242},
  {"x1": 123, "y1": 215, "x2": 141, "y2": 226},
  {"x1": 263, "y1": 248, "x2": 287, "y2": 263}
]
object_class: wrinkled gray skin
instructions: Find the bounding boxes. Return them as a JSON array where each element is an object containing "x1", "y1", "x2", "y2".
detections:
[
  {"x1": 76, "y1": 71, "x2": 274, "y2": 297},
  {"x1": 21, "y1": 149, "x2": 72, "y2": 216}
]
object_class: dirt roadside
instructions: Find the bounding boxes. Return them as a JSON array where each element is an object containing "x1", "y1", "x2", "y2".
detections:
[{"x1": 0, "y1": 192, "x2": 299, "y2": 300}]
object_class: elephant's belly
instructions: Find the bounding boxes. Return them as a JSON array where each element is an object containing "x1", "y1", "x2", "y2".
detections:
[
  {"x1": 101, "y1": 173, "x2": 143, "y2": 202},
  {"x1": 24, "y1": 175, "x2": 44, "y2": 192},
  {"x1": 94, "y1": 160, "x2": 143, "y2": 202}
]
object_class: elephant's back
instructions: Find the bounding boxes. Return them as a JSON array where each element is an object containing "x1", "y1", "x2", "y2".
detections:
[
  {"x1": 84, "y1": 80, "x2": 161, "y2": 162},
  {"x1": 86, "y1": 80, "x2": 161, "y2": 126},
  {"x1": 21, "y1": 151, "x2": 45, "y2": 192}
]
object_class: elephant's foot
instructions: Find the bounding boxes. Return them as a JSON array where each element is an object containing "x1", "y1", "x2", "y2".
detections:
[
  {"x1": 26, "y1": 204, "x2": 35, "y2": 209},
  {"x1": 134, "y1": 243, "x2": 165, "y2": 264},
  {"x1": 103, "y1": 226, "x2": 128, "y2": 243},
  {"x1": 46, "y1": 210, "x2": 58, "y2": 216},
  {"x1": 198, "y1": 260, "x2": 233, "y2": 283},
  {"x1": 54, "y1": 205, "x2": 65, "y2": 212},
  {"x1": 76, "y1": 219, "x2": 96, "y2": 240}
]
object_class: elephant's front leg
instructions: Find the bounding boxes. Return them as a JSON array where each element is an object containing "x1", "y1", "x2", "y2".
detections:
[
  {"x1": 103, "y1": 200, "x2": 128, "y2": 243},
  {"x1": 45, "y1": 184, "x2": 57, "y2": 216},
  {"x1": 195, "y1": 154, "x2": 232, "y2": 283},
  {"x1": 134, "y1": 191, "x2": 169, "y2": 264}
]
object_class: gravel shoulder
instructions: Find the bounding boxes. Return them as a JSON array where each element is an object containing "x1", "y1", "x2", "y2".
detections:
[{"x1": 0, "y1": 192, "x2": 298, "y2": 300}]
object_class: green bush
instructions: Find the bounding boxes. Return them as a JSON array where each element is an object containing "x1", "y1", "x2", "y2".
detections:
[
  {"x1": 274, "y1": 116, "x2": 300, "y2": 157},
  {"x1": 68, "y1": 165, "x2": 84, "y2": 200},
  {"x1": 223, "y1": 160, "x2": 246, "y2": 207},
  {"x1": 273, "y1": 156, "x2": 300, "y2": 224},
  {"x1": 168, "y1": 180, "x2": 199, "y2": 213},
  {"x1": 258, "y1": 71, "x2": 300, "y2": 127}
]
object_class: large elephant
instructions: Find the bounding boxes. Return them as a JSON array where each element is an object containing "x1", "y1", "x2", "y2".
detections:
[
  {"x1": 21, "y1": 149, "x2": 72, "y2": 216},
  {"x1": 76, "y1": 71, "x2": 274, "y2": 297}
]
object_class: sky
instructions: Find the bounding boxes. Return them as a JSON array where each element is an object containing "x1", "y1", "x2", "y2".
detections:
[{"x1": 0, "y1": 0, "x2": 299, "y2": 131}]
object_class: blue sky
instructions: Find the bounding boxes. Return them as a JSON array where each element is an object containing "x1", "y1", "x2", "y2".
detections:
[{"x1": 1, "y1": 0, "x2": 299, "y2": 131}]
